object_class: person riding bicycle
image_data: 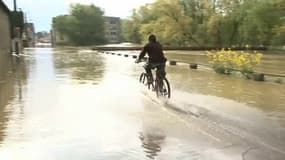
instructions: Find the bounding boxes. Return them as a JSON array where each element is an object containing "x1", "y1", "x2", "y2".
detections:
[{"x1": 135, "y1": 34, "x2": 167, "y2": 84}]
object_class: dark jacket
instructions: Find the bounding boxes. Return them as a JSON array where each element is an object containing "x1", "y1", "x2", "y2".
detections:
[{"x1": 139, "y1": 42, "x2": 167, "y2": 63}]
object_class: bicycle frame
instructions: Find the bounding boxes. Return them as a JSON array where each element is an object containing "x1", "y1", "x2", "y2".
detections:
[{"x1": 138, "y1": 61, "x2": 171, "y2": 98}]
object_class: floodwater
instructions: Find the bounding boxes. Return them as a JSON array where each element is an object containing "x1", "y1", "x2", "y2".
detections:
[{"x1": 0, "y1": 48, "x2": 285, "y2": 160}]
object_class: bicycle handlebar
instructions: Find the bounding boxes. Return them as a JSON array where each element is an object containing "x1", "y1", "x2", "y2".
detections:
[{"x1": 135, "y1": 57, "x2": 148, "y2": 63}]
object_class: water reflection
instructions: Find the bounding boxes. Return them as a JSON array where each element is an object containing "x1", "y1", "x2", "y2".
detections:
[
  {"x1": 139, "y1": 131, "x2": 165, "y2": 159},
  {"x1": 138, "y1": 103, "x2": 167, "y2": 160},
  {"x1": 0, "y1": 54, "x2": 29, "y2": 144},
  {"x1": 53, "y1": 49, "x2": 105, "y2": 84}
]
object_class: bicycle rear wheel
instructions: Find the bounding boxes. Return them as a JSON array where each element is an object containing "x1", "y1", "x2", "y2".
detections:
[{"x1": 156, "y1": 78, "x2": 171, "y2": 98}]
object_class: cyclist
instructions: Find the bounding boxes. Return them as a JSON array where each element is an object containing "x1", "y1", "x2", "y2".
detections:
[{"x1": 135, "y1": 34, "x2": 167, "y2": 84}]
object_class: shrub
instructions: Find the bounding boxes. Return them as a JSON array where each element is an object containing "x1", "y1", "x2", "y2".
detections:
[{"x1": 207, "y1": 49, "x2": 263, "y2": 77}]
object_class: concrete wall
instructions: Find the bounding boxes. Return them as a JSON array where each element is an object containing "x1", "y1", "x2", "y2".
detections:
[{"x1": 0, "y1": 6, "x2": 11, "y2": 54}]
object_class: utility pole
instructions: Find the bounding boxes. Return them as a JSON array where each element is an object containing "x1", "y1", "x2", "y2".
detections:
[{"x1": 13, "y1": 0, "x2": 17, "y2": 11}]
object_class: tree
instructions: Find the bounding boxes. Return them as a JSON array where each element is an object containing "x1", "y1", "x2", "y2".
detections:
[
  {"x1": 53, "y1": 4, "x2": 106, "y2": 45},
  {"x1": 270, "y1": 0, "x2": 285, "y2": 46},
  {"x1": 122, "y1": 0, "x2": 285, "y2": 47},
  {"x1": 121, "y1": 18, "x2": 142, "y2": 43}
]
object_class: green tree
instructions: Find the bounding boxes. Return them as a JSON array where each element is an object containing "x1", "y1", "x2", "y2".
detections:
[
  {"x1": 53, "y1": 4, "x2": 106, "y2": 45},
  {"x1": 121, "y1": 18, "x2": 142, "y2": 43},
  {"x1": 238, "y1": 0, "x2": 283, "y2": 46},
  {"x1": 270, "y1": 0, "x2": 285, "y2": 46}
]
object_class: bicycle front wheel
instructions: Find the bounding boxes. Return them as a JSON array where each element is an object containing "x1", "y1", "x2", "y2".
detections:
[{"x1": 156, "y1": 78, "x2": 171, "y2": 98}]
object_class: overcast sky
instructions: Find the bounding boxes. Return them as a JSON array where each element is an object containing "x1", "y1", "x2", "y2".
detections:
[{"x1": 3, "y1": 0, "x2": 155, "y2": 32}]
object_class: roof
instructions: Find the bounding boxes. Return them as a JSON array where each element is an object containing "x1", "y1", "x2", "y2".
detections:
[{"x1": 0, "y1": 0, "x2": 10, "y2": 14}]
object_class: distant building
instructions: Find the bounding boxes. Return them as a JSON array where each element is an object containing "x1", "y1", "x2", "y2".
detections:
[
  {"x1": 23, "y1": 23, "x2": 35, "y2": 47},
  {"x1": 51, "y1": 29, "x2": 69, "y2": 46},
  {"x1": 36, "y1": 31, "x2": 51, "y2": 43},
  {"x1": 0, "y1": 0, "x2": 11, "y2": 54},
  {"x1": 35, "y1": 31, "x2": 52, "y2": 47},
  {"x1": 51, "y1": 16, "x2": 70, "y2": 47},
  {"x1": 104, "y1": 16, "x2": 121, "y2": 43}
]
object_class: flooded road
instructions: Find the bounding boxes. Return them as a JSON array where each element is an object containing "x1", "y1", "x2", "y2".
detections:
[{"x1": 0, "y1": 48, "x2": 285, "y2": 160}]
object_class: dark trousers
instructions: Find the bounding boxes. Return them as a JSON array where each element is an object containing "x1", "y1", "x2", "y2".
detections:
[{"x1": 144, "y1": 62, "x2": 166, "y2": 81}]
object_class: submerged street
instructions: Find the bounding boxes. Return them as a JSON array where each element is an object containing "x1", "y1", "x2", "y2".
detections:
[{"x1": 0, "y1": 48, "x2": 285, "y2": 160}]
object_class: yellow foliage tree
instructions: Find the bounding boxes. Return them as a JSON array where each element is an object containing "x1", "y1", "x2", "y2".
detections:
[{"x1": 139, "y1": 0, "x2": 193, "y2": 46}]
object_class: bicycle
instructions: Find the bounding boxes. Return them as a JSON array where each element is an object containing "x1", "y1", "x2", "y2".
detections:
[{"x1": 137, "y1": 59, "x2": 171, "y2": 98}]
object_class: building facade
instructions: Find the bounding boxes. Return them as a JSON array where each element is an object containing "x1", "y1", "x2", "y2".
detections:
[
  {"x1": 104, "y1": 16, "x2": 121, "y2": 44},
  {"x1": 51, "y1": 30, "x2": 69, "y2": 46},
  {"x1": 0, "y1": 0, "x2": 11, "y2": 54}
]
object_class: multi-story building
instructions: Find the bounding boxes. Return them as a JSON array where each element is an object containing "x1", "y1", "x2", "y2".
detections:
[
  {"x1": 104, "y1": 16, "x2": 121, "y2": 44},
  {"x1": 0, "y1": 0, "x2": 11, "y2": 54}
]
